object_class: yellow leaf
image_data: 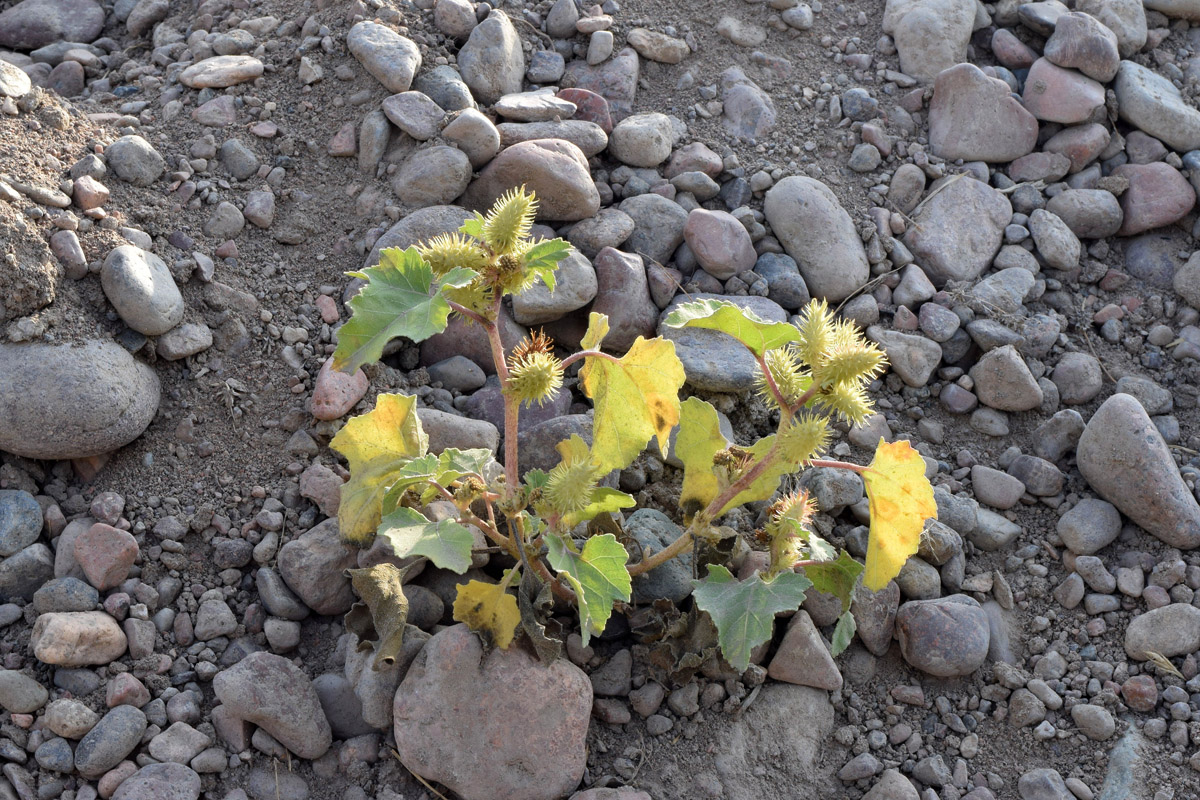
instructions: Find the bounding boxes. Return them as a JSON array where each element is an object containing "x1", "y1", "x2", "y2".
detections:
[
  {"x1": 330, "y1": 393, "x2": 428, "y2": 544},
  {"x1": 581, "y1": 336, "x2": 685, "y2": 474},
  {"x1": 861, "y1": 439, "x2": 938, "y2": 591},
  {"x1": 452, "y1": 580, "x2": 520, "y2": 649},
  {"x1": 675, "y1": 398, "x2": 728, "y2": 518},
  {"x1": 580, "y1": 312, "x2": 610, "y2": 351}
]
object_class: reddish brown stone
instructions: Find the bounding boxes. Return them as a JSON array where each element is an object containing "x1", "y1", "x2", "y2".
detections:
[
  {"x1": 74, "y1": 523, "x2": 137, "y2": 591},
  {"x1": 556, "y1": 87, "x2": 613, "y2": 133},
  {"x1": 1121, "y1": 674, "x2": 1158, "y2": 712},
  {"x1": 1112, "y1": 162, "x2": 1196, "y2": 236}
]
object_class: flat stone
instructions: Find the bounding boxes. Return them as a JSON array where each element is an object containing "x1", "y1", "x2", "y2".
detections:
[
  {"x1": 0, "y1": 491, "x2": 41, "y2": 557},
  {"x1": 462, "y1": 139, "x2": 599, "y2": 222},
  {"x1": 866, "y1": 327, "x2": 942, "y2": 387},
  {"x1": 179, "y1": 56, "x2": 263, "y2": 89},
  {"x1": 0, "y1": 0, "x2": 105, "y2": 50},
  {"x1": 904, "y1": 176, "x2": 1012, "y2": 286},
  {"x1": 457, "y1": 11, "x2": 524, "y2": 105},
  {"x1": 1022, "y1": 58, "x2": 1105, "y2": 124},
  {"x1": 896, "y1": 595, "x2": 990, "y2": 677},
  {"x1": 885, "y1": 0, "x2": 975, "y2": 81},
  {"x1": 1111, "y1": 163, "x2": 1195, "y2": 236},
  {"x1": 1044, "y1": 189, "x2": 1123, "y2": 239},
  {"x1": 619, "y1": 193, "x2": 688, "y2": 267},
  {"x1": 382, "y1": 92, "x2": 446, "y2": 140},
  {"x1": 929, "y1": 64, "x2": 1038, "y2": 163},
  {"x1": 1074, "y1": 0, "x2": 1146, "y2": 57},
  {"x1": 1044, "y1": 12, "x2": 1120, "y2": 82},
  {"x1": 969, "y1": 345, "x2": 1043, "y2": 412},
  {"x1": 512, "y1": 249, "x2": 597, "y2": 325},
  {"x1": 347, "y1": 21, "x2": 421, "y2": 93},
  {"x1": 767, "y1": 611, "x2": 843, "y2": 690},
  {"x1": 112, "y1": 763, "x2": 201, "y2": 800},
  {"x1": 1124, "y1": 604, "x2": 1200, "y2": 659},
  {"x1": 75, "y1": 705, "x2": 145, "y2": 778},
  {"x1": 1115, "y1": 61, "x2": 1200, "y2": 152}
]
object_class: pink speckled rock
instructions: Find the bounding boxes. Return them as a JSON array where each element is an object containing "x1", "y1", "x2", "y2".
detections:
[
  {"x1": 394, "y1": 624, "x2": 591, "y2": 800},
  {"x1": 310, "y1": 359, "x2": 369, "y2": 420},
  {"x1": 1112, "y1": 162, "x2": 1196, "y2": 236},
  {"x1": 74, "y1": 523, "x2": 138, "y2": 591}
]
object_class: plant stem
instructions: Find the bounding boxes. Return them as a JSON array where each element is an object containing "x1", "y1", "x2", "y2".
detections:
[
  {"x1": 628, "y1": 440, "x2": 784, "y2": 577},
  {"x1": 481, "y1": 299, "x2": 521, "y2": 497},
  {"x1": 807, "y1": 458, "x2": 869, "y2": 473},
  {"x1": 513, "y1": 513, "x2": 575, "y2": 602},
  {"x1": 446, "y1": 300, "x2": 489, "y2": 326},
  {"x1": 788, "y1": 381, "x2": 822, "y2": 415},
  {"x1": 559, "y1": 349, "x2": 621, "y2": 370},
  {"x1": 755, "y1": 353, "x2": 790, "y2": 415}
]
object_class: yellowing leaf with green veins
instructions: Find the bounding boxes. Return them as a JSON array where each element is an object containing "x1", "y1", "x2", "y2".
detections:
[
  {"x1": 546, "y1": 532, "x2": 631, "y2": 645},
  {"x1": 376, "y1": 506, "x2": 475, "y2": 574},
  {"x1": 676, "y1": 397, "x2": 729, "y2": 517},
  {"x1": 580, "y1": 336, "x2": 685, "y2": 474},
  {"x1": 562, "y1": 487, "x2": 636, "y2": 527},
  {"x1": 861, "y1": 438, "x2": 938, "y2": 591},
  {"x1": 662, "y1": 298, "x2": 802, "y2": 357},
  {"x1": 691, "y1": 565, "x2": 812, "y2": 672},
  {"x1": 379, "y1": 454, "x2": 440, "y2": 516},
  {"x1": 331, "y1": 393, "x2": 428, "y2": 544},
  {"x1": 453, "y1": 580, "x2": 520, "y2": 649},
  {"x1": 333, "y1": 246, "x2": 477, "y2": 374}
]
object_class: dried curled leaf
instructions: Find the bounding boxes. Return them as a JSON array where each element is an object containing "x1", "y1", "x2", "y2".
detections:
[
  {"x1": 344, "y1": 563, "x2": 411, "y2": 670},
  {"x1": 453, "y1": 579, "x2": 520, "y2": 650},
  {"x1": 861, "y1": 438, "x2": 938, "y2": 591}
]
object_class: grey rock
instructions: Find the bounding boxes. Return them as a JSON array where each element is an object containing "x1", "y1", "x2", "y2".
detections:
[
  {"x1": 753, "y1": 253, "x2": 810, "y2": 310},
  {"x1": 0, "y1": 491, "x2": 40, "y2": 557},
  {"x1": 609, "y1": 112, "x2": 675, "y2": 168},
  {"x1": 1018, "y1": 768, "x2": 1072, "y2": 800},
  {"x1": 112, "y1": 763, "x2": 202, "y2": 800},
  {"x1": 626, "y1": 509, "x2": 693, "y2": 604},
  {"x1": 885, "y1": 0, "x2": 975, "y2": 80},
  {"x1": 512, "y1": 249, "x2": 597, "y2": 325},
  {"x1": 457, "y1": 11, "x2": 524, "y2": 105},
  {"x1": 75, "y1": 705, "x2": 146, "y2": 778},
  {"x1": 619, "y1": 193, "x2": 688, "y2": 267},
  {"x1": 1058, "y1": 499, "x2": 1121, "y2": 555},
  {"x1": 1029, "y1": 209, "x2": 1080, "y2": 271},
  {"x1": 203, "y1": 201, "x2": 244, "y2": 239},
  {"x1": 764, "y1": 176, "x2": 869, "y2": 301},
  {"x1": 866, "y1": 327, "x2": 942, "y2": 387},
  {"x1": 101, "y1": 246, "x2": 184, "y2": 336},
  {"x1": 393, "y1": 624, "x2": 590, "y2": 800},
  {"x1": 219, "y1": 139, "x2": 259, "y2": 180},
  {"x1": 277, "y1": 519, "x2": 357, "y2": 616},
  {"x1": 417, "y1": 408, "x2": 500, "y2": 454},
  {"x1": 928, "y1": 64, "x2": 1038, "y2": 162},
  {"x1": 0, "y1": 0, "x2": 104, "y2": 51},
  {"x1": 895, "y1": 595, "x2": 989, "y2": 677},
  {"x1": 1077, "y1": 393, "x2": 1200, "y2": 549},
  {"x1": 590, "y1": 248, "x2": 657, "y2": 354},
  {"x1": 391, "y1": 146, "x2": 472, "y2": 207},
  {"x1": 0, "y1": 544, "x2": 54, "y2": 601},
  {"x1": 969, "y1": 345, "x2": 1042, "y2": 412},
  {"x1": 32, "y1": 577, "x2": 98, "y2": 613},
  {"x1": 463, "y1": 139, "x2": 599, "y2": 222},
  {"x1": 1074, "y1": 0, "x2": 1145, "y2": 57},
  {"x1": 104, "y1": 136, "x2": 164, "y2": 187},
  {"x1": 968, "y1": 508, "x2": 1021, "y2": 551},
  {"x1": 347, "y1": 21, "x2": 421, "y2": 93},
  {"x1": 0, "y1": 670, "x2": 47, "y2": 713},
  {"x1": 660, "y1": 294, "x2": 788, "y2": 392},
  {"x1": 414, "y1": 65, "x2": 476, "y2": 112},
  {"x1": 313, "y1": 673, "x2": 375, "y2": 739},
  {"x1": 904, "y1": 177, "x2": 1011, "y2": 286},
  {"x1": 1044, "y1": 189, "x2": 1123, "y2": 239},
  {"x1": 213, "y1": 651, "x2": 332, "y2": 759},
  {"x1": 1115, "y1": 61, "x2": 1200, "y2": 153},
  {"x1": 1125, "y1": 602, "x2": 1200, "y2": 659}
]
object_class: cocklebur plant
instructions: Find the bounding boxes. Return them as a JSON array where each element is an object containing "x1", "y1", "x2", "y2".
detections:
[{"x1": 330, "y1": 187, "x2": 938, "y2": 673}]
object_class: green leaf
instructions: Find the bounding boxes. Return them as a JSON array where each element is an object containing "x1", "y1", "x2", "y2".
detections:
[
  {"x1": 831, "y1": 609, "x2": 856, "y2": 657},
  {"x1": 436, "y1": 448, "x2": 493, "y2": 482},
  {"x1": 376, "y1": 506, "x2": 475, "y2": 574},
  {"x1": 330, "y1": 393, "x2": 428, "y2": 544},
  {"x1": 675, "y1": 397, "x2": 729, "y2": 517},
  {"x1": 546, "y1": 532, "x2": 632, "y2": 646},
  {"x1": 459, "y1": 213, "x2": 486, "y2": 239},
  {"x1": 523, "y1": 238, "x2": 571, "y2": 292},
  {"x1": 523, "y1": 469, "x2": 550, "y2": 490},
  {"x1": 663, "y1": 298, "x2": 801, "y2": 358},
  {"x1": 334, "y1": 247, "x2": 478, "y2": 373},
  {"x1": 802, "y1": 550, "x2": 864, "y2": 613},
  {"x1": 379, "y1": 454, "x2": 440, "y2": 515},
  {"x1": 562, "y1": 487, "x2": 636, "y2": 528},
  {"x1": 691, "y1": 565, "x2": 812, "y2": 672},
  {"x1": 581, "y1": 336, "x2": 686, "y2": 474}
]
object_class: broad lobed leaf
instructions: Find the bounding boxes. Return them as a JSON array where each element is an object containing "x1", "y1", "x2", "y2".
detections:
[
  {"x1": 330, "y1": 393, "x2": 428, "y2": 544},
  {"x1": 580, "y1": 335, "x2": 686, "y2": 474},
  {"x1": 663, "y1": 298, "x2": 801, "y2": 358},
  {"x1": 831, "y1": 610, "x2": 856, "y2": 657},
  {"x1": 333, "y1": 247, "x2": 476, "y2": 374},
  {"x1": 691, "y1": 565, "x2": 812, "y2": 673},
  {"x1": 546, "y1": 532, "x2": 632, "y2": 646},
  {"x1": 802, "y1": 550, "x2": 864, "y2": 612},
  {"x1": 562, "y1": 487, "x2": 636, "y2": 528},
  {"x1": 861, "y1": 439, "x2": 938, "y2": 591},
  {"x1": 376, "y1": 506, "x2": 475, "y2": 574}
]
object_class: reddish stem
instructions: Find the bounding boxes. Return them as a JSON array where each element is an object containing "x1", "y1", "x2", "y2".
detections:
[
  {"x1": 807, "y1": 458, "x2": 868, "y2": 473},
  {"x1": 559, "y1": 349, "x2": 621, "y2": 370}
]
